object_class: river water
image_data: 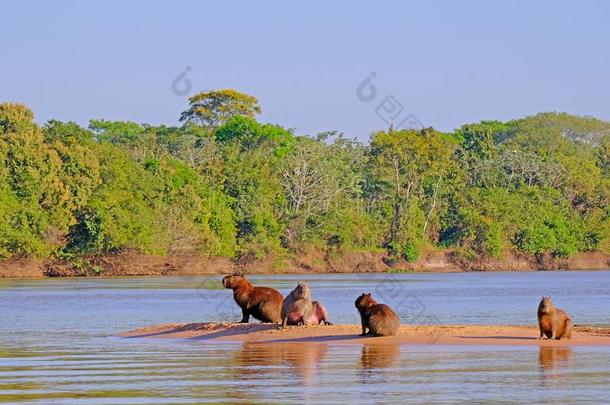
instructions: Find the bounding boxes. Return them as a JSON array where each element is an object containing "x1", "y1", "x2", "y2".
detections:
[{"x1": 1, "y1": 271, "x2": 609, "y2": 404}]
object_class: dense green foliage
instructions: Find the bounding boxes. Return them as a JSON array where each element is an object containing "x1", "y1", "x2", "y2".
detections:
[
  {"x1": 180, "y1": 89, "x2": 261, "y2": 128},
  {"x1": 0, "y1": 95, "x2": 609, "y2": 263}
]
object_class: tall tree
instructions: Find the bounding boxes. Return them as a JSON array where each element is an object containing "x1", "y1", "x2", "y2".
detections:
[
  {"x1": 370, "y1": 128, "x2": 454, "y2": 247},
  {"x1": 179, "y1": 89, "x2": 261, "y2": 128},
  {"x1": 456, "y1": 122, "x2": 499, "y2": 160},
  {"x1": 597, "y1": 135, "x2": 610, "y2": 177}
]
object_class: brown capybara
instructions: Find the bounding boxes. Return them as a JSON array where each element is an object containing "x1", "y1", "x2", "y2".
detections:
[
  {"x1": 280, "y1": 281, "x2": 332, "y2": 327},
  {"x1": 355, "y1": 293, "x2": 400, "y2": 337},
  {"x1": 537, "y1": 296, "x2": 573, "y2": 340},
  {"x1": 222, "y1": 274, "x2": 283, "y2": 324}
]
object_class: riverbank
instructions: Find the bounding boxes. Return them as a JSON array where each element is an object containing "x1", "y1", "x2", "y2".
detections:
[
  {"x1": 1, "y1": 250, "x2": 609, "y2": 278},
  {"x1": 119, "y1": 322, "x2": 610, "y2": 347}
]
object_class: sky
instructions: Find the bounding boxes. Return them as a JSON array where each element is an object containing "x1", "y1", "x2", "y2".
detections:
[{"x1": 1, "y1": 0, "x2": 610, "y2": 140}]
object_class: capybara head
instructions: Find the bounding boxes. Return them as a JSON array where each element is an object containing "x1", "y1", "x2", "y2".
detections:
[
  {"x1": 355, "y1": 293, "x2": 376, "y2": 310},
  {"x1": 293, "y1": 281, "x2": 311, "y2": 299},
  {"x1": 222, "y1": 274, "x2": 246, "y2": 289},
  {"x1": 538, "y1": 296, "x2": 554, "y2": 313}
]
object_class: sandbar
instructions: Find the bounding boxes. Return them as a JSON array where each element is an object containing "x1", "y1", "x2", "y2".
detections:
[{"x1": 118, "y1": 323, "x2": 610, "y2": 346}]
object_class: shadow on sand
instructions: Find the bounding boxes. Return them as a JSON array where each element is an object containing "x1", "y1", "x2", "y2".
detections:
[
  {"x1": 456, "y1": 335, "x2": 538, "y2": 341},
  {"x1": 123, "y1": 322, "x2": 277, "y2": 339},
  {"x1": 264, "y1": 334, "x2": 363, "y2": 344}
]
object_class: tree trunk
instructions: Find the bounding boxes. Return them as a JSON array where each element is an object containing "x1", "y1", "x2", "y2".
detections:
[{"x1": 422, "y1": 180, "x2": 441, "y2": 239}]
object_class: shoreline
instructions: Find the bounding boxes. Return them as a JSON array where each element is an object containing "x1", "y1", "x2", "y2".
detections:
[
  {"x1": 118, "y1": 322, "x2": 610, "y2": 347},
  {"x1": 1, "y1": 250, "x2": 609, "y2": 278}
]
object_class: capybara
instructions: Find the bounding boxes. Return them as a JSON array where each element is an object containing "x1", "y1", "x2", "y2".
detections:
[
  {"x1": 355, "y1": 293, "x2": 400, "y2": 337},
  {"x1": 537, "y1": 296, "x2": 573, "y2": 340},
  {"x1": 280, "y1": 281, "x2": 332, "y2": 327},
  {"x1": 222, "y1": 274, "x2": 283, "y2": 324}
]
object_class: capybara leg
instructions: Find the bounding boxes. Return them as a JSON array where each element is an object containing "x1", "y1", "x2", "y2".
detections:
[
  {"x1": 563, "y1": 319, "x2": 573, "y2": 340},
  {"x1": 551, "y1": 326, "x2": 557, "y2": 340},
  {"x1": 240, "y1": 308, "x2": 250, "y2": 323},
  {"x1": 538, "y1": 326, "x2": 545, "y2": 339},
  {"x1": 360, "y1": 321, "x2": 367, "y2": 336},
  {"x1": 313, "y1": 301, "x2": 331, "y2": 326},
  {"x1": 257, "y1": 302, "x2": 278, "y2": 324},
  {"x1": 319, "y1": 317, "x2": 333, "y2": 325}
]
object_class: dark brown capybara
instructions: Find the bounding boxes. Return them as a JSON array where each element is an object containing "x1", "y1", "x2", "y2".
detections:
[
  {"x1": 537, "y1": 296, "x2": 573, "y2": 340},
  {"x1": 355, "y1": 293, "x2": 400, "y2": 337},
  {"x1": 280, "y1": 281, "x2": 332, "y2": 327},
  {"x1": 222, "y1": 274, "x2": 283, "y2": 324}
]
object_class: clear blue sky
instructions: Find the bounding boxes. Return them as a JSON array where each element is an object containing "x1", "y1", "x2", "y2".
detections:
[{"x1": 1, "y1": 0, "x2": 609, "y2": 140}]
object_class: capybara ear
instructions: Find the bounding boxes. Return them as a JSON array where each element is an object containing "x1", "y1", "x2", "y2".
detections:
[{"x1": 366, "y1": 292, "x2": 371, "y2": 296}]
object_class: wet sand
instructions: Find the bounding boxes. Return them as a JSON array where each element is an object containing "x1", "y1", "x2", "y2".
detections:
[{"x1": 119, "y1": 323, "x2": 610, "y2": 346}]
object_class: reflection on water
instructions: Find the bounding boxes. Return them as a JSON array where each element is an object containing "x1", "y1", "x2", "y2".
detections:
[
  {"x1": 2, "y1": 272, "x2": 610, "y2": 403},
  {"x1": 360, "y1": 344, "x2": 400, "y2": 370},
  {"x1": 539, "y1": 346, "x2": 573, "y2": 370},
  {"x1": 3, "y1": 336, "x2": 610, "y2": 403},
  {"x1": 236, "y1": 342, "x2": 327, "y2": 381},
  {"x1": 234, "y1": 343, "x2": 328, "y2": 403},
  {"x1": 538, "y1": 346, "x2": 573, "y2": 388}
]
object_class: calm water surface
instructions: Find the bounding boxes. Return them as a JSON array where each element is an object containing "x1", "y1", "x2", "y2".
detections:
[{"x1": 1, "y1": 271, "x2": 609, "y2": 404}]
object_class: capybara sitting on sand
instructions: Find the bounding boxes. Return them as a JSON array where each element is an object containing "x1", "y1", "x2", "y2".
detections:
[
  {"x1": 355, "y1": 293, "x2": 400, "y2": 337},
  {"x1": 222, "y1": 274, "x2": 283, "y2": 324},
  {"x1": 537, "y1": 296, "x2": 573, "y2": 340},
  {"x1": 281, "y1": 281, "x2": 332, "y2": 327}
]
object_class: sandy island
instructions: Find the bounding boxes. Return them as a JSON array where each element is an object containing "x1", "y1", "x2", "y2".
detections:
[{"x1": 118, "y1": 323, "x2": 610, "y2": 346}]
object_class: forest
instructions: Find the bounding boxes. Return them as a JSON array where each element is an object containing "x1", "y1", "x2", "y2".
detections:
[{"x1": 1, "y1": 89, "x2": 609, "y2": 272}]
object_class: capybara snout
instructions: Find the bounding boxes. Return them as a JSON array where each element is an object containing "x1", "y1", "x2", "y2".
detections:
[
  {"x1": 222, "y1": 274, "x2": 239, "y2": 289},
  {"x1": 293, "y1": 283, "x2": 308, "y2": 299},
  {"x1": 538, "y1": 297, "x2": 553, "y2": 313}
]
